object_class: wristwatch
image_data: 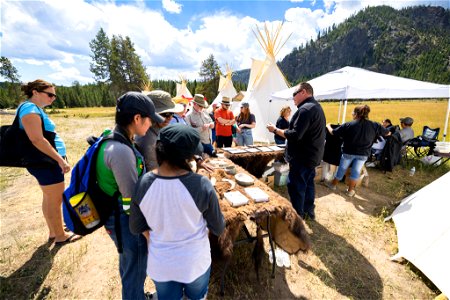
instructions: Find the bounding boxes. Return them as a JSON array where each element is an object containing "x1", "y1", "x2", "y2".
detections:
[
  {"x1": 194, "y1": 155, "x2": 203, "y2": 163},
  {"x1": 273, "y1": 128, "x2": 278, "y2": 135}
]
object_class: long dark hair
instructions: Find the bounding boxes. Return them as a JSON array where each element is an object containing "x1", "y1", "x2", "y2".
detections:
[
  {"x1": 155, "y1": 141, "x2": 192, "y2": 172},
  {"x1": 353, "y1": 105, "x2": 370, "y2": 120}
]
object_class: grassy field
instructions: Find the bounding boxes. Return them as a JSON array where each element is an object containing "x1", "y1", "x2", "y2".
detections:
[{"x1": 0, "y1": 100, "x2": 449, "y2": 299}]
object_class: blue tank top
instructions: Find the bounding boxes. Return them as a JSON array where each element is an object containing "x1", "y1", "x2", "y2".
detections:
[{"x1": 17, "y1": 101, "x2": 66, "y2": 156}]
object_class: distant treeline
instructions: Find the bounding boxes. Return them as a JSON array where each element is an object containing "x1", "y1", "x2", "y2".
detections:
[{"x1": 0, "y1": 79, "x2": 247, "y2": 109}]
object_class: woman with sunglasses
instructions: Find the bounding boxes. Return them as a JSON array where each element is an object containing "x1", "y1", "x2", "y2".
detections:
[{"x1": 17, "y1": 79, "x2": 81, "y2": 245}]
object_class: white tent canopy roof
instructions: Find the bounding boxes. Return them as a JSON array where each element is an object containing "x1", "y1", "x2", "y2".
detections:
[
  {"x1": 271, "y1": 66, "x2": 450, "y2": 101},
  {"x1": 387, "y1": 171, "x2": 450, "y2": 297},
  {"x1": 271, "y1": 66, "x2": 450, "y2": 140}
]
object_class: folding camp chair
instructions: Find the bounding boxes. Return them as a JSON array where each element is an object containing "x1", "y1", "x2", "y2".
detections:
[{"x1": 405, "y1": 126, "x2": 440, "y2": 158}]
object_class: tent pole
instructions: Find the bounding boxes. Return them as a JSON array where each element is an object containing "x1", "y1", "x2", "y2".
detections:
[
  {"x1": 342, "y1": 99, "x2": 348, "y2": 124},
  {"x1": 443, "y1": 97, "x2": 450, "y2": 142},
  {"x1": 337, "y1": 100, "x2": 342, "y2": 124}
]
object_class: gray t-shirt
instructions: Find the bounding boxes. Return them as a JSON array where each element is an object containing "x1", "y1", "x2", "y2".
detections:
[
  {"x1": 135, "y1": 126, "x2": 161, "y2": 171},
  {"x1": 399, "y1": 127, "x2": 414, "y2": 143},
  {"x1": 130, "y1": 172, "x2": 224, "y2": 283}
]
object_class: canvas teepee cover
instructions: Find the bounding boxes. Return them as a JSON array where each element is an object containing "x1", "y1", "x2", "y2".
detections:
[
  {"x1": 175, "y1": 75, "x2": 193, "y2": 100},
  {"x1": 241, "y1": 23, "x2": 296, "y2": 143},
  {"x1": 212, "y1": 64, "x2": 238, "y2": 107},
  {"x1": 387, "y1": 171, "x2": 450, "y2": 297}
]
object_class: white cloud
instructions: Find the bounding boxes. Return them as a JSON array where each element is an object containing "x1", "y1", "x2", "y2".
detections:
[
  {"x1": 162, "y1": 0, "x2": 182, "y2": 14},
  {"x1": 1, "y1": 0, "x2": 447, "y2": 86}
]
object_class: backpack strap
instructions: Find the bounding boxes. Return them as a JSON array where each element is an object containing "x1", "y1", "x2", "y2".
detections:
[{"x1": 98, "y1": 131, "x2": 134, "y2": 254}]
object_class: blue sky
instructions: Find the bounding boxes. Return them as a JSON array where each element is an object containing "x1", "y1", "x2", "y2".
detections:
[{"x1": 1, "y1": 0, "x2": 448, "y2": 86}]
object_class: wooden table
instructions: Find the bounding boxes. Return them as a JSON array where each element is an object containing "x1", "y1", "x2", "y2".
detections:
[
  {"x1": 200, "y1": 158, "x2": 311, "y2": 294},
  {"x1": 220, "y1": 146, "x2": 285, "y2": 178}
]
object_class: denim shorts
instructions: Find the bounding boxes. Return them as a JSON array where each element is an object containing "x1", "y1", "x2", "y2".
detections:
[
  {"x1": 335, "y1": 153, "x2": 368, "y2": 181},
  {"x1": 27, "y1": 165, "x2": 64, "y2": 186}
]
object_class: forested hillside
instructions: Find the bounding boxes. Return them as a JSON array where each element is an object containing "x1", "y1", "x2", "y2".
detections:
[{"x1": 234, "y1": 5, "x2": 450, "y2": 85}]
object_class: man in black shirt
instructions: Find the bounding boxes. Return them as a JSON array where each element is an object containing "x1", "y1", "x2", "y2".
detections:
[{"x1": 267, "y1": 82, "x2": 326, "y2": 220}]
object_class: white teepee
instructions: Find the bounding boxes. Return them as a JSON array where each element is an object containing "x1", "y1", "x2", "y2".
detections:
[
  {"x1": 212, "y1": 64, "x2": 238, "y2": 108},
  {"x1": 175, "y1": 75, "x2": 193, "y2": 99},
  {"x1": 241, "y1": 22, "x2": 296, "y2": 143}
]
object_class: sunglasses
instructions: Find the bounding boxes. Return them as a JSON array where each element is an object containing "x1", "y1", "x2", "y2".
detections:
[
  {"x1": 39, "y1": 91, "x2": 57, "y2": 98},
  {"x1": 160, "y1": 112, "x2": 174, "y2": 118},
  {"x1": 292, "y1": 89, "x2": 302, "y2": 97},
  {"x1": 222, "y1": 103, "x2": 230, "y2": 106}
]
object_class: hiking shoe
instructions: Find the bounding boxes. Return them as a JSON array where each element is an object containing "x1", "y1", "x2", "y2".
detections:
[
  {"x1": 324, "y1": 181, "x2": 336, "y2": 191},
  {"x1": 345, "y1": 189, "x2": 356, "y2": 197}
]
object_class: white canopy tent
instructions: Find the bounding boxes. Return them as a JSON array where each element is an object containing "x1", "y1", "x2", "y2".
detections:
[
  {"x1": 385, "y1": 171, "x2": 450, "y2": 297},
  {"x1": 271, "y1": 66, "x2": 450, "y2": 140}
]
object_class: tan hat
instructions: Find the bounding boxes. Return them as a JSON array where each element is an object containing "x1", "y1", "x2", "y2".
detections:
[
  {"x1": 221, "y1": 96, "x2": 231, "y2": 105},
  {"x1": 193, "y1": 94, "x2": 208, "y2": 108},
  {"x1": 142, "y1": 90, "x2": 184, "y2": 114}
]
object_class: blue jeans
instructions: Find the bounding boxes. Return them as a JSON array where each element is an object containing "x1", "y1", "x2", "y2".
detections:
[
  {"x1": 287, "y1": 161, "x2": 316, "y2": 219},
  {"x1": 274, "y1": 136, "x2": 286, "y2": 145},
  {"x1": 105, "y1": 212, "x2": 148, "y2": 300},
  {"x1": 211, "y1": 129, "x2": 216, "y2": 143},
  {"x1": 202, "y1": 143, "x2": 214, "y2": 156},
  {"x1": 236, "y1": 129, "x2": 253, "y2": 146},
  {"x1": 334, "y1": 153, "x2": 368, "y2": 181},
  {"x1": 153, "y1": 266, "x2": 211, "y2": 300}
]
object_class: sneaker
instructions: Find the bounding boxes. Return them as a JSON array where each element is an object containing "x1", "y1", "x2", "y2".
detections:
[
  {"x1": 345, "y1": 189, "x2": 356, "y2": 197},
  {"x1": 366, "y1": 162, "x2": 376, "y2": 168},
  {"x1": 325, "y1": 181, "x2": 337, "y2": 191}
]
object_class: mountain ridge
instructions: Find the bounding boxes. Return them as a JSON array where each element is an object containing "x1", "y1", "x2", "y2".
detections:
[{"x1": 233, "y1": 5, "x2": 450, "y2": 86}]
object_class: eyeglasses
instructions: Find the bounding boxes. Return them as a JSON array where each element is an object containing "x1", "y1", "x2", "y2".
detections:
[
  {"x1": 39, "y1": 91, "x2": 57, "y2": 98},
  {"x1": 160, "y1": 112, "x2": 174, "y2": 118},
  {"x1": 292, "y1": 89, "x2": 302, "y2": 97},
  {"x1": 222, "y1": 103, "x2": 230, "y2": 107}
]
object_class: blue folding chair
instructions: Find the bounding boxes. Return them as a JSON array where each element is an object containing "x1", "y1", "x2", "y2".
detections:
[{"x1": 406, "y1": 126, "x2": 440, "y2": 158}]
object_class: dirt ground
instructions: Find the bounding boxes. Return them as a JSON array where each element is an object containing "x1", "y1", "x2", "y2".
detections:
[{"x1": 0, "y1": 113, "x2": 446, "y2": 299}]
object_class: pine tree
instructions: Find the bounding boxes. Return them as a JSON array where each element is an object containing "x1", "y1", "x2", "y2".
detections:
[{"x1": 89, "y1": 28, "x2": 111, "y2": 83}]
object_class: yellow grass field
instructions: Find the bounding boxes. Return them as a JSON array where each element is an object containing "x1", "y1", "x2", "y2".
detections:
[{"x1": 322, "y1": 100, "x2": 448, "y2": 139}]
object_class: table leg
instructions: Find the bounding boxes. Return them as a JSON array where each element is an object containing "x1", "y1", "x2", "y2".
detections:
[
  {"x1": 267, "y1": 215, "x2": 276, "y2": 278},
  {"x1": 220, "y1": 257, "x2": 232, "y2": 296}
]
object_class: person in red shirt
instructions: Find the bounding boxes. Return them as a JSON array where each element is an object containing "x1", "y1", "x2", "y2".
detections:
[{"x1": 214, "y1": 97, "x2": 235, "y2": 148}]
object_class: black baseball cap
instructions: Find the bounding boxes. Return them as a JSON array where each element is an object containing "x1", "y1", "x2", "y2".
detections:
[
  {"x1": 158, "y1": 124, "x2": 203, "y2": 159},
  {"x1": 117, "y1": 92, "x2": 164, "y2": 123}
]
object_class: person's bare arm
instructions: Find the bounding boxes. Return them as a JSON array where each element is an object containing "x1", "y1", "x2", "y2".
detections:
[{"x1": 21, "y1": 114, "x2": 70, "y2": 173}]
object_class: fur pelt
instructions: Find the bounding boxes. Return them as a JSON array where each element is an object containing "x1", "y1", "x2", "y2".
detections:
[{"x1": 206, "y1": 159, "x2": 311, "y2": 257}]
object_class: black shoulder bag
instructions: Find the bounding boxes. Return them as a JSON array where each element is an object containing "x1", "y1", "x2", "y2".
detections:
[{"x1": 0, "y1": 103, "x2": 58, "y2": 168}]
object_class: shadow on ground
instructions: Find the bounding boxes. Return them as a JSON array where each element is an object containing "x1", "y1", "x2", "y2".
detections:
[
  {"x1": 301, "y1": 221, "x2": 383, "y2": 299},
  {"x1": 0, "y1": 241, "x2": 60, "y2": 300}
]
